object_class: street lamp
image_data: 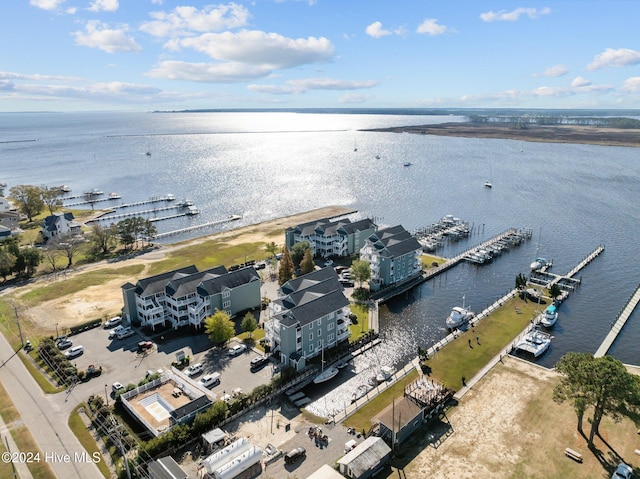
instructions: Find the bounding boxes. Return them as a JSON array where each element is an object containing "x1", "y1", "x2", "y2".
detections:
[
  {"x1": 55, "y1": 323, "x2": 59, "y2": 339},
  {"x1": 104, "y1": 384, "x2": 109, "y2": 407}
]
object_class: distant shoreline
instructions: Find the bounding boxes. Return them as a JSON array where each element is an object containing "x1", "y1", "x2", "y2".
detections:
[{"x1": 366, "y1": 122, "x2": 640, "y2": 147}]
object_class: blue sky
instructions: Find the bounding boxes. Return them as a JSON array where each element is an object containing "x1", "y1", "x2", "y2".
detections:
[{"x1": 2, "y1": 0, "x2": 640, "y2": 111}]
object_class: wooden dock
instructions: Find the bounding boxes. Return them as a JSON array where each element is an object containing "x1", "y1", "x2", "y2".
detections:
[
  {"x1": 594, "y1": 283, "x2": 640, "y2": 358},
  {"x1": 529, "y1": 245, "x2": 605, "y2": 290},
  {"x1": 152, "y1": 215, "x2": 242, "y2": 239},
  {"x1": 86, "y1": 205, "x2": 181, "y2": 223}
]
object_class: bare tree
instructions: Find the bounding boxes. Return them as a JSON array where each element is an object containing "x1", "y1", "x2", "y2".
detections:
[{"x1": 49, "y1": 233, "x2": 85, "y2": 269}]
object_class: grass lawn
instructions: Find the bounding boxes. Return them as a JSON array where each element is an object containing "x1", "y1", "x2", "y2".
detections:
[
  {"x1": 68, "y1": 404, "x2": 111, "y2": 478},
  {"x1": 424, "y1": 294, "x2": 541, "y2": 391},
  {"x1": 349, "y1": 302, "x2": 369, "y2": 341},
  {"x1": 421, "y1": 254, "x2": 446, "y2": 268}
]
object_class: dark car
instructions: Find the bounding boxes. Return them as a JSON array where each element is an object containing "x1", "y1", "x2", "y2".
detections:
[
  {"x1": 250, "y1": 355, "x2": 269, "y2": 371},
  {"x1": 57, "y1": 339, "x2": 73, "y2": 350},
  {"x1": 284, "y1": 447, "x2": 306, "y2": 464}
]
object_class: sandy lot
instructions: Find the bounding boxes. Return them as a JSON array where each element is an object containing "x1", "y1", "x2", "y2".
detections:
[{"x1": 11, "y1": 205, "x2": 352, "y2": 332}]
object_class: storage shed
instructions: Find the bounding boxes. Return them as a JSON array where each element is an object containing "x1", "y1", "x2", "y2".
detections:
[{"x1": 337, "y1": 436, "x2": 392, "y2": 479}]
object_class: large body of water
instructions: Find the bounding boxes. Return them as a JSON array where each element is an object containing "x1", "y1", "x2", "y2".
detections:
[{"x1": 2, "y1": 111, "x2": 639, "y2": 387}]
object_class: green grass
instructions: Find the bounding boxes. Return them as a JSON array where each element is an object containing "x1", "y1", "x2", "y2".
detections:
[
  {"x1": 17, "y1": 265, "x2": 145, "y2": 305},
  {"x1": 22, "y1": 351, "x2": 64, "y2": 394},
  {"x1": 422, "y1": 254, "x2": 446, "y2": 267},
  {"x1": 0, "y1": 439, "x2": 13, "y2": 479},
  {"x1": 349, "y1": 303, "x2": 369, "y2": 341},
  {"x1": 344, "y1": 369, "x2": 419, "y2": 432},
  {"x1": 68, "y1": 404, "x2": 111, "y2": 478},
  {"x1": 423, "y1": 294, "x2": 542, "y2": 391},
  {"x1": 238, "y1": 328, "x2": 265, "y2": 344}
]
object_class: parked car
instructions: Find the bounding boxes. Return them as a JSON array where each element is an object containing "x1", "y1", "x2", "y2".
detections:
[
  {"x1": 137, "y1": 340, "x2": 153, "y2": 352},
  {"x1": 250, "y1": 355, "x2": 269, "y2": 370},
  {"x1": 116, "y1": 328, "x2": 134, "y2": 339},
  {"x1": 64, "y1": 345, "x2": 84, "y2": 359},
  {"x1": 199, "y1": 373, "x2": 221, "y2": 388},
  {"x1": 112, "y1": 382, "x2": 125, "y2": 394},
  {"x1": 228, "y1": 344, "x2": 247, "y2": 357},
  {"x1": 254, "y1": 262, "x2": 266, "y2": 270},
  {"x1": 186, "y1": 362, "x2": 204, "y2": 377},
  {"x1": 103, "y1": 316, "x2": 122, "y2": 328},
  {"x1": 612, "y1": 463, "x2": 633, "y2": 479},
  {"x1": 284, "y1": 447, "x2": 306, "y2": 464},
  {"x1": 339, "y1": 279, "x2": 354, "y2": 288},
  {"x1": 109, "y1": 325, "x2": 125, "y2": 339},
  {"x1": 57, "y1": 338, "x2": 73, "y2": 350}
]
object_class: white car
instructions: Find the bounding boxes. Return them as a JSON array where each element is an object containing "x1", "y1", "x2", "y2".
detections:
[
  {"x1": 227, "y1": 344, "x2": 247, "y2": 357},
  {"x1": 186, "y1": 363, "x2": 204, "y2": 377},
  {"x1": 112, "y1": 382, "x2": 125, "y2": 394},
  {"x1": 108, "y1": 325, "x2": 125, "y2": 339},
  {"x1": 199, "y1": 373, "x2": 221, "y2": 388},
  {"x1": 103, "y1": 316, "x2": 122, "y2": 328}
]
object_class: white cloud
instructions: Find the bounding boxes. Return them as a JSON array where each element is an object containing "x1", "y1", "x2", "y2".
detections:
[
  {"x1": 29, "y1": 0, "x2": 66, "y2": 10},
  {"x1": 416, "y1": 18, "x2": 449, "y2": 36},
  {"x1": 88, "y1": 0, "x2": 119, "y2": 12},
  {"x1": 365, "y1": 21, "x2": 391, "y2": 38},
  {"x1": 586, "y1": 48, "x2": 640, "y2": 71},
  {"x1": 140, "y1": 3, "x2": 250, "y2": 38},
  {"x1": 533, "y1": 64, "x2": 568, "y2": 77},
  {"x1": 248, "y1": 77, "x2": 378, "y2": 94},
  {"x1": 172, "y1": 30, "x2": 334, "y2": 67},
  {"x1": 571, "y1": 76, "x2": 590, "y2": 87},
  {"x1": 621, "y1": 77, "x2": 640, "y2": 93},
  {"x1": 73, "y1": 20, "x2": 141, "y2": 53},
  {"x1": 480, "y1": 7, "x2": 551, "y2": 22},
  {"x1": 148, "y1": 61, "x2": 274, "y2": 82}
]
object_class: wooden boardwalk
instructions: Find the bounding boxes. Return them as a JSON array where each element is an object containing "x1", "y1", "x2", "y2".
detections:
[
  {"x1": 594, "y1": 283, "x2": 640, "y2": 358},
  {"x1": 530, "y1": 245, "x2": 605, "y2": 290}
]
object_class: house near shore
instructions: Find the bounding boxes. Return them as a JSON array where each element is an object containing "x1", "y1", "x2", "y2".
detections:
[
  {"x1": 264, "y1": 267, "x2": 351, "y2": 370},
  {"x1": 121, "y1": 265, "x2": 260, "y2": 330},
  {"x1": 41, "y1": 211, "x2": 82, "y2": 242},
  {"x1": 359, "y1": 225, "x2": 422, "y2": 291},
  {"x1": 285, "y1": 216, "x2": 376, "y2": 258}
]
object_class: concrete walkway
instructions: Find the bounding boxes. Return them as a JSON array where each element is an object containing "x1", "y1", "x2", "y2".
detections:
[
  {"x1": 0, "y1": 334, "x2": 103, "y2": 479},
  {"x1": 0, "y1": 412, "x2": 34, "y2": 479}
]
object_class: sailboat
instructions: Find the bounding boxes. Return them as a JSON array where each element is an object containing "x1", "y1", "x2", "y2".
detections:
[
  {"x1": 353, "y1": 140, "x2": 358, "y2": 152},
  {"x1": 313, "y1": 341, "x2": 339, "y2": 384},
  {"x1": 146, "y1": 144, "x2": 151, "y2": 156},
  {"x1": 530, "y1": 227, "x2": 551, "y2": 271}
]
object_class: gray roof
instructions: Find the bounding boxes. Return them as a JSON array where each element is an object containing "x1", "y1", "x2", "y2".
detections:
[
  {"x1": 165, "y1": 266, "x2": 227, "y2": 298},
  {"x1": 275, "y1": 268, "x2": 349, "y2": 328},
  {"x1": 366, "y1": 225, "x2": 421, "y2": 258},
  {"x1": 148, "y1": 456, "x2": 188, "y2": 479},
  {"x1": 42, "y1": 212, "x2": 76, "y2": 232},
  {"x1": 288, "y1": 216, "x2": 375, "y2": 238},
  {"x1": 134, "y1": 265, "x2": 199, "y2": 297},
  {"x1": 337, "y1": 436, "x2": 392, "y2": 476},
  {"x1": 197, "y1": 266, "x2": 260, "y2": 296}
]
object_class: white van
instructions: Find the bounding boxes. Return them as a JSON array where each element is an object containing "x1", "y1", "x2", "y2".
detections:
[
  {"x1": 199, "y1": 373, "x2": 221, "y2": 388},
  {"x1": 65, "y1": 345, "x2": 84, "y2": 359},
  {"x1": 116, "y1": 328, "x2": 134, "y2": 339}
]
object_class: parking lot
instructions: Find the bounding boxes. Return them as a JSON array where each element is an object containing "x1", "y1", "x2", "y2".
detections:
[{"x1": 60, "y1": 324, "x2": 276, "y2": 403}]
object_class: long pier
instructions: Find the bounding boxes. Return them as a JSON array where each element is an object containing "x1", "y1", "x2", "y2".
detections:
[
  {"x1": 594, "y1": 283, "x2": 640, "y2": 358},
  {"x1": 152, "y1": 215, "x2": 242, "y2": 238},
  {"x1": 111, "y1": 196, "x2": 175, "y2": 209},
  {"x1": 86, "y1": 205, "x2": 182, "y2": 223},
  {"x1": 529, "y1": 245, "x2": 605, "y2": 290}
]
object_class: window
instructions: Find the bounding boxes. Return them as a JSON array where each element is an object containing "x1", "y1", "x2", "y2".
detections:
[
  {"x1": 318, "y1": 340, "x2": 322, "y2": 349},
  {"x1": 309, "y1": 333, "x2": 313, "y2": 341},
  {"x1": 223, "y1": 290, "x2": 231, "y2": 298},
  {"x1": 328, "y1": 333, "x2": 334, "y2": 342},
  {"x1": 223, "y1": 300, "x2": 231, "y2": 308},
  {"x1": 309, "y1": 344, "x2": 314, "y2": 352},
  {"x1": 318, "y1": 329, "x2": 322, "y2": 337},
  {"x1": 328, "y1": 323, "x2": 335, "y2": 330}
]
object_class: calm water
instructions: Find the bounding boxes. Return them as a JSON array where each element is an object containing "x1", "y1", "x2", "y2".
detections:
[{"x1": 2, "y1": 112, "x2": 639, "y2": 390}]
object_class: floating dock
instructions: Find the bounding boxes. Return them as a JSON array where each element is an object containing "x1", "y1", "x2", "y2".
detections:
[
  {"x1": 86, "y1": 205, "x2": 184, "y2": 223},
  {"x1": 529, "y1": 245, "x2": 605, "y2": 291},
  {"x1": 594, "y1": 283, "x2": 640, "y2": 358},
  {"x1": 151, "y1": 215, "x2": 242, "y2": 239}
]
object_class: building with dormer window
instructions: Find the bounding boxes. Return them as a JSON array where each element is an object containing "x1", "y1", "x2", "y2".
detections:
[
  {"x1": 41, "y1": 212, "x2": 82, "y2": 241},
  {"x1": 121, "y1": 265, "x2": 260, "y2": 330},
  {"x1": 264, "y1": 267, "x2": 351, "y2": 370},
  {"x1": 360, "y1": 225, "x2": 422, "y2": 291}
]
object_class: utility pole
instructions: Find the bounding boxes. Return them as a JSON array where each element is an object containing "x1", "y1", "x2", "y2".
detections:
[{"x1": 11, "y1": 303, "x2": 24, "y2": 347}]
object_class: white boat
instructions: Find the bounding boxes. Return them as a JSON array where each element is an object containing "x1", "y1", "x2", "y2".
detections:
[
  {"x1": 375, "y1": 366, "x2": 394, "y2": 383},
  {"x1": 446, "y1": 297, "x2": 474, "y2": 329},
  {"x1": 179, "y1": 199, "x2": 193, "y2": 207},
  {"x1": 484, "y1": 180, "x2": 492, "y2": 188},
  {"x1": 515, "y1": 328, "x2": 552, "y2": 357},
  {"x1": 540, "y1": 304, "x2": 558, "y2": 327},
  {"x1": 165, "y1": 194, "x2": 175, "y2": 201},
  {"x1": 351, "y1": 384, "x2": 372, "y2": 402},
  {"x1": 108, "y1": 192, "x2": 121, "y2": 200},
  {"x1": 185, "y1": 205, "x2": 200, "y2": 215},
  {"x1": 530, "y1": 257, "x2": 550, "y2": 271},
  {"x1": 313, "y1": 366, "x2": 339, "y2": 384}
]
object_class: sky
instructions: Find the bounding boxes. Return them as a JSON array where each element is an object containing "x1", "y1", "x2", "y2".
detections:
[{"x1": 2, "y1": 0, "x2": 640, "y2": 111}]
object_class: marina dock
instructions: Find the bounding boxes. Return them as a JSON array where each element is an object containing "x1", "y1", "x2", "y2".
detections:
[
  {"x1": 594, "y1": 283, "x2": 640, "y2": 358},
  {"x1": 529, "y1": 245, "x2": 605, "y2": 291},
  {"x1": 86, "y1": 205, "x2": 185, "y2": 223},
  {"x1": 152, "y1": 215, "x2": 242, "y2": 239}
]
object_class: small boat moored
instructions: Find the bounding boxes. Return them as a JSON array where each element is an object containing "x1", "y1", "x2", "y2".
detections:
[
  {"x1": 313, "y1": 366, "x2": 339, "y2": 384},
  {"x1": 375, "y1": 366, "x2": 394, "y2": 383},
  {"x1": 540, "y1": 304, "x2": 558, "y2": 327},
  {"x1": 515, "y1": 328, "x2": 552, "y2": 357},
  {"x1": 446, "y1": 297, "x2": 474, "y2": 329},
  {"x1": 351, "y1": 384, "x2": 372, "y2": 403}
]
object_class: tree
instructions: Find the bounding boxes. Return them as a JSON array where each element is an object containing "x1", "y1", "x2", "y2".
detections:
[
  {"x1": 241, "y1": 312, "x2": 258, "y2": 339},
  {"x1": 117, "y1": 218, "x2": 137, "y2": 251},
  {"x1": 515, "y1": 273, "x2": 528, "y2": 290},
  {"x1": 300, "y1": 248, "x2": 315, "y2": 275},
  {"x1": 204, "y1": 310, "x2": 236, "y2": 345},
  {"x1": 19, "y1": 246, "x2": 42, "y2": 277},
  {"x1": 142, "y1": 219, "x2": 157, "y2": 247},
  {"x1": 290, "y1": 240, "x2": 310, "y2": 266},
  {"x1": 351, "y1": 259, "x2": 371, "y2": 288},
  {"x1": 40, "y1": 186, "x2": 63, "y2": 215},
  {"x1": 89, "y1": 223, "x2": 118, "y2": 256},
  {"x1": 549, "y1": 283, "x2": 562, "y2": 301},
  {"x1": 0, "y1": 247, "x2": 17, "y2": 281},
  {"x1": 278, "y1": 247, "x2": 294, "y2": 285},
  {"x1": 49, "y1": 233, "x2": 85, "y2": 269},
  {"x1": 9, "y1": 184, "x2": 44, "y2": 222},
  {"x1": 554, "y1": 352, "x2": 640, "y2": 447},
  {"x1": 264, "y1": 241, "x2": 279, "y2": 258}
]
